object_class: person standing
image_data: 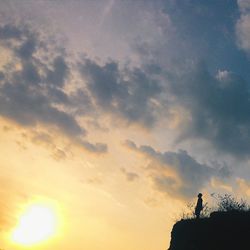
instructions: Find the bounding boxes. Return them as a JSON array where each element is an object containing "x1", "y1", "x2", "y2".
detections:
[{"x1": 195, "y1": 193, "x2": 203, "y2": 218}]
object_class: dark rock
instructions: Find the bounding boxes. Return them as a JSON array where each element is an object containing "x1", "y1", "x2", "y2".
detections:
[{"x1": 168, "y1": 211, "x2": 250, "y2": 250}]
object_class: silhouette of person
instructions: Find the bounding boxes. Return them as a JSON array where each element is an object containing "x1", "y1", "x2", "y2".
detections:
[{"x1": 195, "y1": 193, "x2": 203, "y2": 218}]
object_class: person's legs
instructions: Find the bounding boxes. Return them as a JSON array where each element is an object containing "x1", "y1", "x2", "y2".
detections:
[{"x1": 195, "y1": 211, "x2": 200, "y2": 219}]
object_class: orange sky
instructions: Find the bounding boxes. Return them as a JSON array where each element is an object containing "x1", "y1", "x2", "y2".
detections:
[{"x1": 0, "y1": 118, "x2": 182, "y2": 250}]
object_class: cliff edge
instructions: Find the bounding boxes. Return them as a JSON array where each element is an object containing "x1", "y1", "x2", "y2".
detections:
[{"x1": 168, "y1": 211, "x2": 250, "y2": 250}]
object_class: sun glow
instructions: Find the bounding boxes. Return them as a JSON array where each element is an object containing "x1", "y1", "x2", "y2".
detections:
[{"x1": 11, "y1": 202, "x2": 59, "y2": 246}]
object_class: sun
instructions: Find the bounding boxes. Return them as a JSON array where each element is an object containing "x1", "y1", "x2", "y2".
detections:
[{"x1": 11, "y1": 202, "x2": 59, "y2": 246}]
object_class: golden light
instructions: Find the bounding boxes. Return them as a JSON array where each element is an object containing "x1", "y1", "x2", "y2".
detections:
[{"x1": 11, "y1": 202, "x2": 59, "y2": 246}]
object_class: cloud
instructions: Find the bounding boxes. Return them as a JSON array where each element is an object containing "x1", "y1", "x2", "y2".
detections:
[
  {"x1": 0, "y1": 24, "x2": 23, "y2": 39},
  {"x1": 52, "y1": 148, "x2": 67, "y2": 161},
  {"x1": 236, "y1": 177, "x2": 250, "y2": 197},
  {"x1": 0, "y1": 80, "x2": 83, "y2": 136},
  {"x1": 46, "y1": 56, "x2": 69, "y2": 87},
  {"x1": 2, "y1": 9, "x2": 250, "y2": 161},
  {"x1": 17, "y1": 35, "x2": 37, "y2": 59},
  {"x1": 124, "y1": 1, "x2": 250, "y2": 159},
  {"x1": 80, "y1": 140, "x2": 108, "y2": 154},
  {"x1": 30, "y1": 131, "x2": 69, "y2": 160},
  {"x1": 31, "y1": 131, "x2": 53, "y2": 145},
  {"x1": 125, "y1": 140, "x2": 229, "y2": 199},
  {"x1": 236, "y1": 0, "x2": 250, "y2": 53},
  {"x1": 120, "y1": 167, "x2": 139, "y2": 182},
  {"x1": 170, "y1": 62, "x2": 250, "y2": 158},
  {"x1": 161, "y1": 0, "x2": 240, "y2": 68},
  {"x1": 0, "y1": 24, "x2": 108, "y2": 154},
  {"x1": 0, "y1": 24, "x2": 81, "y2": 134},
  {"x1": 79, "y1": 58, "x2": 162, "y2": 128}
]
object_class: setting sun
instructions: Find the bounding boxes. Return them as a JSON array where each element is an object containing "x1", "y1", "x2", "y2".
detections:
[{"x1": 11, "y1": 203, "x2": 58, "y2": 246}]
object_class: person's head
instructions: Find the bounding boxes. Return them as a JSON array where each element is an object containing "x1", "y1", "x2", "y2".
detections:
[{"x1": 198, "y1": 193, "x2": 202, "y2": 198}]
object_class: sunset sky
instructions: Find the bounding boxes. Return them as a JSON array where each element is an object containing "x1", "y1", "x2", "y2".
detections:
[{"x1": 1, "y1": 0, "x2": 250, "y2": 249}]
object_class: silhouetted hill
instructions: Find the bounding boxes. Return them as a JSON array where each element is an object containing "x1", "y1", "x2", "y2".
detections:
[{"x1": 168, "y1": 211, "x2": 250, "y2": 250}]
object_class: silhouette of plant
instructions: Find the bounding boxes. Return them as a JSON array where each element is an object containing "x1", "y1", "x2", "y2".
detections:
[
  {"x1": 179, "y1": 201, "x2": 210, "y2": 220},
  {"x1": 212, "y1": 193, "x2": 250, "y2": 212},
  {"x1": 179, "y1": 193, "x2": 250, "y2": 221},
  {"x1": 178, "y1": 202, "x2": 196, "y2": 220},
  {"x1": 200, "y1": 202, "x2": 211, "y2": 218}
]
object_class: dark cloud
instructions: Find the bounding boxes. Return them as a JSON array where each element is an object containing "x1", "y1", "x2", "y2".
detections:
[
  {"x1": 131, "y1": 1, "x2": 250, "y2": 159},
  {"x1": 47, "y1": 86, "x2": 70, "y2": 104},
  {"x1": 0, "y1": 81, "x2": 84, "y2": 136},
  {"x1": 164, "y1": 0, "x2": 238, "y2": 51},
  {"x1": 46, "y1": 56, "x2": 69, "y2": 87},
  {"x1": 0, "y1": 71, "x2": 4, "y2": 80},
  {"x1": 128, "y1": 1, "x2": 250, "y2": 160},
  {"x1": 162, "y1": 0, "x2": 250, "y2": 79},
  {"x1": 0, "y1": 24, "x2": 82, "y2": 136},
  {"x1": 17, "y1": 35, "x2": 37, "y2": 59},
  {"x1": 171, "y1": 63, "x2": 250, "y2": 158},
  {"x1": 19, "y1": 61, "x2": 41, "y2": 85},
  {"x1": 125, "y1": 140, "x2": 229, "y2": 199},
  {"x1": 120, "y1": 167, "x2": 139, "y2": 182},
  {"x1": 218, "y1": 165, "x2": 231, "y2": 178},
  {"x1": 79, "y1": 58, "x2": 162, "y2": 127},
  {"x1": 0, "y1": 24, "x2": 108, "y2": 154},
  {"x1": 0, "y1": 24, "x2": 22, "y2": 39},
  {"x1": 80, "y1": 141, "x2": 107, "y2": 154},
  {"x1": 4, "y1": 15, "x2": 250, "y2": 161}
]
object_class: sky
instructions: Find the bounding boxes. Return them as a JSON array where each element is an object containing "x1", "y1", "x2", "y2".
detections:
[{"x1": 0, "y1": 0, "x2": 250, "y2": 249}]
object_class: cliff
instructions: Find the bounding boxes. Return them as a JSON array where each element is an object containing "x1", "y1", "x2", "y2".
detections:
[{"x1": 168, "y1": 211, "x2": 250, "y2": 250}]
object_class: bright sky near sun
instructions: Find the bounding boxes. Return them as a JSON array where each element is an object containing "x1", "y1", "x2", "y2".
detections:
[
  {"x1": 11, "y1": 202, "x2": 58, "y2": 246},
  {"x1": 1, "y1": 1, "x2": 250, "y2": 250}
]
